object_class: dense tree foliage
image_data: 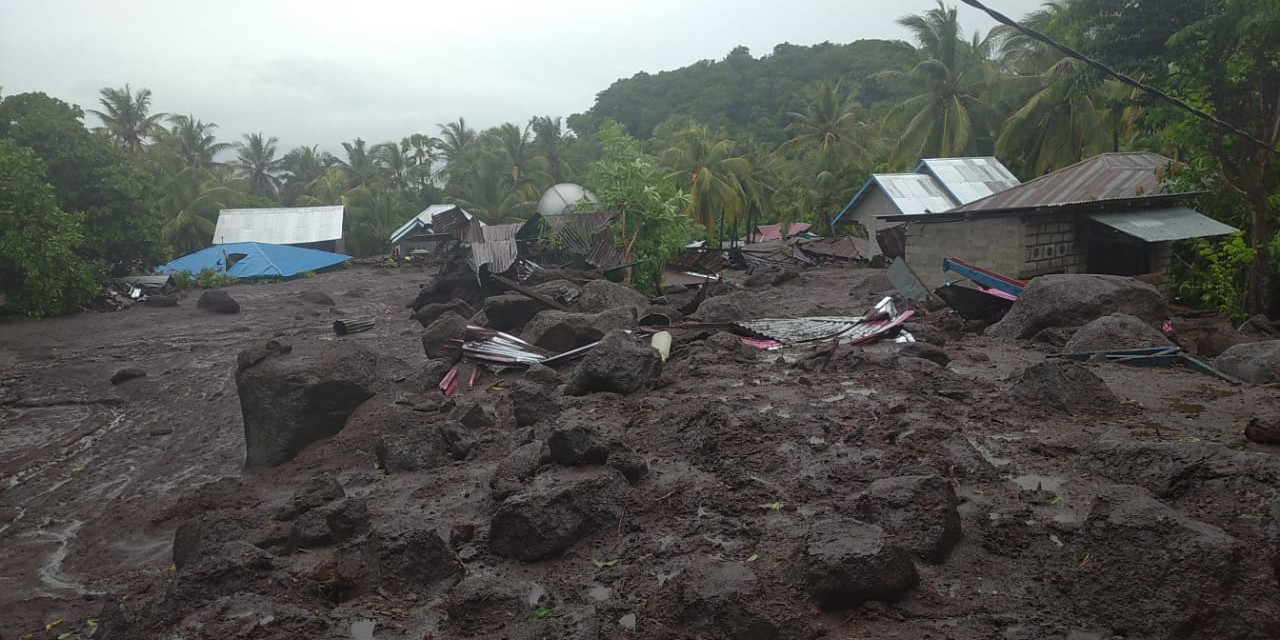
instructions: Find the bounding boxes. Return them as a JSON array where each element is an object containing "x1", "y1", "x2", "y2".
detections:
[{"x1": 2, "y1": 0, "x2": 1276, "y2": 316}]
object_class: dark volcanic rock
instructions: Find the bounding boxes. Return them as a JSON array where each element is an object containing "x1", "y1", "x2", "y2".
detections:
[
  {"x1": 336, "y1": 526, "x2": 462, "y2": 598},
  {"x1": 691, "y1": 292, "x2": 764, "y2": 323},
  {"x1": 170, "y1": 541, "x2": 274, "y2": 604},
  {"x1": 421, "y1": 311, "x2": 470, "y2": 360},
  {"x1": 547, "y1": 425, "x2": 610, "y2": 466},
  {"x1": 299, "y1": 290, "x2": 335, "y2": 305},
  {"x1": 236, "y1": 341, "x2": 378, "y2": 468},
  {"x1": 575, "y1": 279, "x2": 649, "y2": 313},
  {"x1": 799, "y1": 519, "x2": 918, "y2": 610},
  {"x1": 850, "y1": 475, "x2": 962, "y2": 563},
  {"x1": 473, "y1": 294, "x2": 550, "y2": 331},
  {"x1": 531, "y1": 279, "x2": 583, "y2": 306},
  {"x1": 277, "y1": 475, "x2": 345, "y2": 520},
  {"x1": 1062, "y1": 312, "x2": 1173, "y2": 354},
  {"x1": 988, "y1": 274, "x2": 1167, "y2": 339},
  {"x1": 414, "y1": 298, "x2": 476, "y2": 329},
  {"x1": 489, "y1": 439, "x2": 549, "y2": 501},
  {"x1": 897, "y1": 343, "x2": 950, "y2": 366},
  {"x1": 289, "y1": 498, "x2": 369, "y2": 548},
  {"x1": 1215, "y1": 340, "x2": 1280, "y2": 384},
  {"x1": 1245, "y1": 417, "x2": 1280, "y2": 444},
  {"x1": 377, "y1": 421, "x2": 473, "y2": 472},
  {"x1": 522, "y1": 306, "x2": 637, "y2": 353},
  {"x1": 488, "y1": 467, "x2": 626, "y2": 561},
  {"x1": 1011, "y1": 360, "x2": 1116, "y2": 414},
  {"x1": 607, "y1": 451, "x2": 650, "y2": 485},
  {"x1": 173, "y1": 513, "x2": 258, "y2": 570},
  {"x1": 510, "y1": 379, "x2": 557, "y2": 427},
  {"x1": 565, "y1": 330, "x2": 662, "y2": 396},
  {"x1": 110, "y1": 367, "x2": 147, "y2": 385},
  {"x1": 674, "y1": 559, "x2": 779, "y2": 640},
  {"x1": 197, "y1": 289, "x2": 240, "y2": 314}
]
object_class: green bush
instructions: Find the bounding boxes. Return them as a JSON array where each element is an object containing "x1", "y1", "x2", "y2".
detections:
[{"x1": 194, "y1": 268, "x2": 236, "y2": 289}]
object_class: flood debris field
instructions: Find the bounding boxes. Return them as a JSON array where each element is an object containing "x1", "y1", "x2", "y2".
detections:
[{"x1": 2, "y1": 263, "x2": 1279, "y2": 640}]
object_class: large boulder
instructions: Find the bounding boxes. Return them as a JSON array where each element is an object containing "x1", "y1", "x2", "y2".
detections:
[
  {"x1": 197, "y1": 289, "x2": 240, "y2": 314},
  {"x1": 421, "y1": 311, "x2": 470, "y2": 359},
  {"x1": 691, "y1": 292, "x2": 765, "y2": 323},
  {"x1": 849, "y1": 475, "x2": 962, "y2": 563},
  {"x1": 798, "y1": 519, "x2": 918, "y2": 610},
  {"x1": 235, "y1": 341, "x2": 378, "y2": 468},
  {"x1": 521, "y1": 306, "x2": 637, "y2": 353},
  {"x1": 414, "y1": 298, "x2": 476, "y2": 329},
  {"x1": 1214, "y1": 340, "x2": 1280, "y2": 384},
  {"x1": 988, "y1": 274, "x2": 1167, "y2": 339},
  {"x1": 488, "y1": 467, "x2": 626, "y2": 561},
  {"x1": 575, "y1": 279, "x2": 649, "y2": 313},
  {"x1": 565, "y1": 330, "x2": 662, "y2": 396},
  {"x1": 472, "y1": 294, "x2": 550, "y2": 331},
  {"x1": 1011, "y1": 360, "x2": 1117, "y2": 414},
  {"x1": 1063, "y1": 313, "x2": 1174, "y2": 354}
]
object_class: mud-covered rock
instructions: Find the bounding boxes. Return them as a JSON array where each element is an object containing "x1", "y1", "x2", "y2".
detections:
[
  {"x1": 489, "y1": 467, "x2": 626, "y2": 561},
  {"x1": 289, "y1": 498, "x2": 369, "y2": 548},
  {"x1": 376, "y1": 422, "x2": 473, "y2": 472},
  {"x1": 443, "y1": 574, "x2": 535, "y2": 634},
  {"x1": 473, "y1": 294, "x2": 550, "y2": 331},
  {"x1": 897, "y1": 343, "x2": 950, "y2": 366},
  {"x1": 522, "y1": 306, "x2": 637, "y2": 353},
  {"x1": 524, "y1": 363, "x2": 559, "y2": 385},
  {"x1": 1245, "y1": 417, "x2": 1280, "y2": 444},
  {"x1": 1215, "y1": 340, "x2": 1280, "y2": 384},
  {"x1": 1011, "y1": 360, "x2": 1116, "y2": 414},
  {"x1": 1084, "y1": 432, "x2": 1280, "y2": 496},
  {"x1": 799, "y1": 519, "x2": 918, "y2": 609},
  {"x1": 110, "y1": 367, "x2": 147, "y2": 385},
  {"x1": 673, "y1": 559, "x2": 779, "y2": 640},
  {"x1": 449, "y1": 398, "x2": 501, "y2": 430},
  {"x1": 850, "y1": 475, "x2": 961, "y2": 563},
  {"x1": 548, "y1": 425, "x2": 610, "y2": 466},
  {"x1": 335, "y1": 526, "x2": 462, "y2": 598},
  {"x1": 170, "y1": 540, "x2": 274, "y2": 604},
  {"x1": 607, "y1": 450, "x2": 649, "y2": 485},
  {"x1": 144, "y1": 294, "x2": 179, "y2": 307},
  {"x1": 1063, "y1": 313, "x2": 1173, "y2": 354},
  {"x1": 414, "y1": 298, "x2": 476, "y2": 329},
  {"x1": 299, "y1": 290, "x2": 335, "y2": 305},
  {"x1": 277, "y1": 475, "x2": 345, "y2": 520},
  {"x1": 1068, "y1": 485, "x2": 1267, "y2": 638},
  {"x1": 421, "y1": 310, "x2": 469, "y2": 359},
  {"x1": 510, "y1": 379, "x2": 557, "y2": 427},
  {"x1": 576, "y1": 279, "x2": 649, "y2": 313},
  {"x1": 565, "y1": 330, "x2": 662, "y2": 396},
  {"x1": 197, "y1": 289, "x2": 240, "y2": 314},
  {"x1": 532, "y1": 279, "x2": 583, "y2": 306},
  {"x1": 988, "y1": 274, "x2": 1167, "y2": 339},
  {"x1": 490, "y1": 439, "x2": 549, "y2": 501},
  {"x1": 691, "y1": 291, "x2": 764, "y2": 322},
  {"x1": 236, "y1": 341, "x2": 378, "y2": 468}
]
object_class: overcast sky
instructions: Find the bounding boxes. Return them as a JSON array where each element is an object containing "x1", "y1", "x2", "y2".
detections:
[{"x1": 1, "y1": 0, "x2": 1035, "y2": 152}]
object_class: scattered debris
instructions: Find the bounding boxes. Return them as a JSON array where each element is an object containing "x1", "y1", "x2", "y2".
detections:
[
  {"x1": 730, "y1": 297, "x2": 914, "y2": 347},
  {"x1": 1055, "y1": 346, "x2": 1239, "y2": 383},
  {"x1": 333, "y1": 318, "x2": 376, "y2": 335}
]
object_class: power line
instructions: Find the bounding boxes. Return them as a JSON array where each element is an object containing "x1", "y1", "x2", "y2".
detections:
[{"x1": 957, "y1": 0, "x2": 1280, "y2": 156}]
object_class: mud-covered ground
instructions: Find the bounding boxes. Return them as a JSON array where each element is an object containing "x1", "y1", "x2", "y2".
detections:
[{"x1": 2, "y1": 263, "x2": 1278, "y2": 639}]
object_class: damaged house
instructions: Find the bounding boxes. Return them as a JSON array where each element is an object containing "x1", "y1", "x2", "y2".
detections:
[
  {"x1": 214, "y1": 205, "x2": 346, "y2": 253},
  {"x1": 881, "y1": 152, "x2": 1239, "y2": 291}
]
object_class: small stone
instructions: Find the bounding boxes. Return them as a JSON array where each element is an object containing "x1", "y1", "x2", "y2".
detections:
[
  {"x1": 110, "y1": 367, "x2": 147, "y2": 385},
  {"x1": 548, "y1": 426, "x2": 610, "y2": 466}
]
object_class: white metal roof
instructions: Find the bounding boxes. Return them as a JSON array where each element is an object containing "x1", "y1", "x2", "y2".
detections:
[
  {"x1": 215, "y1": 206, "x2": 344, "y2": 245},
  {"x1": 1089, "y1": 207, "x2": 1238, "y2": 242},
  {"x1": 918, "y1": 157, "x2": 1020, "y2": 205},
  {"x1": 873, "y1": 174, "x2": 958, "y2": 215}
]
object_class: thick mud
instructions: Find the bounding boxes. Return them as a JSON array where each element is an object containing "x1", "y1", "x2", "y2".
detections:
[{"x1": 1, "y1": 264, "x2": 1278, "y2": 639}]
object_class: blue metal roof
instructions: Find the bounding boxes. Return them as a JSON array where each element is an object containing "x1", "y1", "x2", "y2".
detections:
[{"x1": 157, "y1": 242, "x2": 351, "y2": 278}]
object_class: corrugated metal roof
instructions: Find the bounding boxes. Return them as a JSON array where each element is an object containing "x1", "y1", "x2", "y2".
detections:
[
  {"x1": 744, "y1": 222, "x2": 812, "y2": 243},
  {"x1": 585, "y1": 237, "x2": 628, "y2": 270},
  {"x1": 873, "y1": 174, "x2": 958, "y2": 215},
  {"x1": 1089, "y1": 207, "x2": 1239, "y2": 242},
  {"x1": 481, "y1": 222, "x2": 524, "y2": 242},
  {"x1": 798, "y1": 236, "x2": 876, "y2": 261},
  {"x1": 434, "y1": 207, "x2": 484, "y2": 243},
  {"x1": 389, "y1": 204, "x2": 466, "y2": 244},
  {"x1": 918, "y1": 157, "x2": 1020, "y2": 205},
  {"x1": 467, "y1": 240, "x2": 519, "y2": 275},
  {"x1": 215, "y1": 206, "x2": 344, "y2": 245},
  {"x1": 953, "y1": 152, "x2": 1177, "y2": 212}
]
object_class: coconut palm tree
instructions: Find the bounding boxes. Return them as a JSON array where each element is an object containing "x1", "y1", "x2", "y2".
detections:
[
  {"x1": 90, "y1": 84, "x2": 165, "y2": 154},
  {"x1": 995, "y1": 57, "x2": 1117, "y2": 176},
  {"x1": 660, "y1": 124, "x2": 752, "y2": 241},
  {"x1": 879, "y1": 2, "x2": 1000, "y2": 167},
  {"x1": 156, "y1": 114, "x2": 229, "y2": 170},
  {"x1": 777, "y1": 80, "x2": 877, "y2": 172},
  {"x1": 492, "y1": 122, "x2": 543, "y2": 196},
  {"x1": 531, "y1": 115, "x2": 577, "y2": 184},
  {"x1": 336, "y1": 138, "x2": 381, "y2": 188},
  {"x1": 437, "y1": 118, "x2": 477, "y2": 164},
  {"x1": 232, "y1": 133, "x2": 284, "y2": 198}
]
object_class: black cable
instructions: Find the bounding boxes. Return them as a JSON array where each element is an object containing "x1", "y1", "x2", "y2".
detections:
[{"x1": 957, "y1": 0, "x2": 1280, "y2": 156}]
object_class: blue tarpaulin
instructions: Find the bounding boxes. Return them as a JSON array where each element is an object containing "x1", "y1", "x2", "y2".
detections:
[{"x1": 158, "y1": 242, "x2": 351, "y2": 278}]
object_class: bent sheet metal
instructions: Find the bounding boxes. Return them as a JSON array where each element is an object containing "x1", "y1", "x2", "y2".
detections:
[{"x1": 732, "y1": 297, "x2": 914, "y2": 347}]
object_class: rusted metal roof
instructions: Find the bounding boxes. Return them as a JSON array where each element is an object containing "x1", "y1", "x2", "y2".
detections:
[
  {"x1": 668, "y1": 247, "x2": 727, "y2": 273},
  {"x1": 390, "y1": 204, "x2": 470, "y2": 244},
  {"x1": 876, "y1": 224, "x2": 907, "y2": 259},
  {"x1": 435, "y1": 207, "x2": 484, "y2": 243},
  {"x1": 744, "y1": 222, "x2": 812, "y2": 243},
  {"x1": 798, "y1": 236, "x2": 875, "y2": 261},
  {"x1": 585, "y1": 236, "x2": 628, "y2": 270},
  {"x1": 953, "y1": 152, "x2": 1177, "y2": 212},
  {"x1": 215, "y1": 206, "x2": 344, "y2": 245},
  {"x1": 917, "y1": 157, "x2": 1020, "y2": 205}
]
